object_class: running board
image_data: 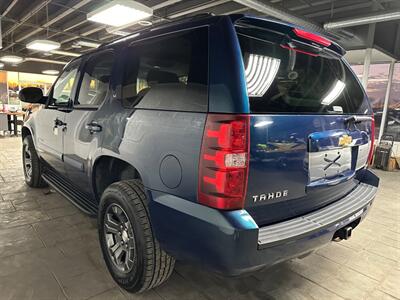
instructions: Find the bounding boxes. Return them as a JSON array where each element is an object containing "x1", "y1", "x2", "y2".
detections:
[{"x1": 42, "y1": 170, "x2": 98, "y2": 216}]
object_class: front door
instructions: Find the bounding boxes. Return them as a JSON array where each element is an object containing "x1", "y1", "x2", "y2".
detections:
[
  {"x1": 63, "y1": 50, "x2": 115, "y2": 194},
  {"x1": 35, "y1": 60, "x2": 80, "y2": 175}
]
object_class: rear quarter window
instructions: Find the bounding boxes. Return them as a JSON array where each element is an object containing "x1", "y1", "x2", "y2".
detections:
[
  {"x1": 122, "y1": 27, "x2": 209, "y2": 112},
  {"x1": 236, "y1": 26, "x2": 369, "y2": 115}
]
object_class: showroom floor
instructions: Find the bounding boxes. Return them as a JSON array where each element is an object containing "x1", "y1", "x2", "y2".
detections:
[{"x1": 0, "y1": 137, "x2": 399, "y2": 300}]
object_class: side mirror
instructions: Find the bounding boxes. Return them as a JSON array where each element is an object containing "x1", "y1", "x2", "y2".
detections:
[{"x1": 18, "y1": 87, "x2": 47, "y2": 104}]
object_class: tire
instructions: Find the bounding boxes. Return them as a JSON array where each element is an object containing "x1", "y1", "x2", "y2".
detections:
[
  {"x1": 98, "y1": 179, "x2": 175, "y2": 293},
  {"x1": 22, "y1": 135, "x2": 47, "y2": 188}
]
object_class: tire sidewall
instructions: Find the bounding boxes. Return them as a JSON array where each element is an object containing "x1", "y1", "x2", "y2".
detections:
[{"x1": 98, "y1": 186, "x2": 148, "y2": 292}]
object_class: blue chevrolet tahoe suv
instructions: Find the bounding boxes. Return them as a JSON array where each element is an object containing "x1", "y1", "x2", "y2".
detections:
[{"x1": 19, "y1": 14, "x2": 379, "y2": 293}]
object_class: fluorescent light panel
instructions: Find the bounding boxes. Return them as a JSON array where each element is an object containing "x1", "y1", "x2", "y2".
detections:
[
  {"x1": 245, "y1": 54, "x2": 280, "y2": 97},
  {"x1": 26, "y1": 40, "x2": 60, "y2": 52},
  {"x1": 87, "y1": 0, "x2": 153, "y2": 27},
  {"x1": 76, "y1": 40, "x2": 101, "y2": 48},
  {"x1": 110, "y1": 29, "x2": 132, "y2": 36},
  {"x1": 25, "y1": 57, "x2": 67, "y2": 65},
  {"x1": 321, "y1": 80, "x2": 346, "y2": 105},
  {"x1": 138, "y1": 20, "x2": 152, "y2": 26},
  {"x1": 42, "y1": 70, "x2": 60, "y2": 75},
  {"x1": 0, "y1": 55, "x2": 23, "y2": 64},
  {"x1": 51, "y1": 50, "x2": 80, "y2": 57}
]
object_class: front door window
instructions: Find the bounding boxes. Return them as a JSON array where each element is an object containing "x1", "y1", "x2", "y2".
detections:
[{"x1": 51, "y1": 60, "x2": 80, "y2": 106}]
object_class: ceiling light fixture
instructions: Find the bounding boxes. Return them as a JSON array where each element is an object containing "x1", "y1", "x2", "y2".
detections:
[
  {"x1": 138, "y1": 20, "x2": 152, "y2": 26},
  {"x1": 42, "y1": 70, "x2": 60, "y2": 75},
  {"x1": 112, "y1": 30, "x2": 132, "y2": 36},
  {"x1": 0, "y1": 55, "x2": 23, "y2": 64},
  {"x1": 24, "y1": 57, "x2": 67, "y2": 65},
  {"x1": 51, "y1": 50, "x2": 80, "y2": 57},
  {"x1": 106, "y1": 27, "x2": 133, "y2": 36},
  {"x1": 76, "y1": 40, "x2": 101, "y2": 48},
  {"x1": 26, "y1": 40, "x2": 61, "y2": 52},
  {"x1": 87, "y1": 0, "x2": 153, "y2": 27}
]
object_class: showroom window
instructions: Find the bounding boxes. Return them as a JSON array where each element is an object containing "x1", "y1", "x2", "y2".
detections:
[
  {"x1": 0, "y1": 71, "x2": 56, "y2": 109},
  {"x1": 385, "y1": 63, "x2": 400, "y2": 141},
  {"x1": 77, "y1": 51, "x2": 114, "y2": 106},
  {"x1": 121, "y1": 27, "x2": 209, "y2": 112}
]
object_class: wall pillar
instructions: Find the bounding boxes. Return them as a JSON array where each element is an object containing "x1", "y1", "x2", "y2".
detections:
[
  {"x1": 361, "y1": 24, "x2": 376, "y2": 88},
  {"x1": 362, "y1": 48, "x2": 372, "y2": 88},
  {"x1": 378, "y1": 60, "x2": 395, "y2": 143}
]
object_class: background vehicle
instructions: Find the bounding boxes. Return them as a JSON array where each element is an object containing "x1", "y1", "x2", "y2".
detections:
[{"x1": 19, "y1": 14, "x2": 379, "y2": 293}]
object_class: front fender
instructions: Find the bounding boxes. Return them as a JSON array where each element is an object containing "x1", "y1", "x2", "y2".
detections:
[{"x1": 22, "y1": 118, "x2": 37, "y2": 148}]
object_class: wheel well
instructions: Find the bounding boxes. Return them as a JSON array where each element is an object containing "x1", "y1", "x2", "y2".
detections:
[
  {"x1": 93, "y1": 156, "x2": 141, "y2": 200},
  {"x1": 21, "y1": 127, "x2": 31, "y2": 140}
]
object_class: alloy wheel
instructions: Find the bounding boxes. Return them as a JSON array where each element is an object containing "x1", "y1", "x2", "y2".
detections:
[
  {"x1": 104, "y1": 203, "x2": 136, "y2": 273},
  {"x1": 23, "y1": 146, "x2": 32, "y2": 180}
]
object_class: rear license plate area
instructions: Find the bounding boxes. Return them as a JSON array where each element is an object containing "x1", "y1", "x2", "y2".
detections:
[{"x1": 308, "y1": 147, "x2": 352, "y2": 182}]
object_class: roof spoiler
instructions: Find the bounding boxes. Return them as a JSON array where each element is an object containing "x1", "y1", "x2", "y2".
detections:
[{"x1": 231, "y1": 14, "x2": 346, "y2": 57}]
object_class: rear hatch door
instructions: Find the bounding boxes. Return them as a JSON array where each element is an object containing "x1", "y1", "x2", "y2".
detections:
[{"x1": 235, "y1": 17, "x2": 373, "y2": 226}]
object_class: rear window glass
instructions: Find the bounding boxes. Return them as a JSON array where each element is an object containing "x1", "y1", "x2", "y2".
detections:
[{"x1": 236, "y1": 25, "x2": 369, "y2": 114}]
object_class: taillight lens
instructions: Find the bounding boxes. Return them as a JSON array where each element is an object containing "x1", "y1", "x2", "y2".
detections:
[
  {"x1": 293, "y1": 28, "x2": 332, "y2": 47},
  {"x1": 368, "y1": 115, "x2": 375, "y2": 165},
  {"x1": 198, "y1": 114, "x2": 250, "y2": 210}
]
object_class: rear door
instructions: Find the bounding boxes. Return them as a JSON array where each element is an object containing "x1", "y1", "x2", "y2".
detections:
[
  {"x1": 63, "y1": 50, "x2": 115, "y2": 195},
  {"x1": 235, "y1": 18, "x2": 373, "y2": 226}
]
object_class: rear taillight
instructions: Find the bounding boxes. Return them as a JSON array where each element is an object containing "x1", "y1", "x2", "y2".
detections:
[
  {"x1": 293, "y1": 28, "x2": 332, "y2": 47},
  {"x1": 368, "y1": 115, "x2": 375, "y2": 165},
  {"x1": 198, "y1": 114, "x2": 250, "y2": 210}
]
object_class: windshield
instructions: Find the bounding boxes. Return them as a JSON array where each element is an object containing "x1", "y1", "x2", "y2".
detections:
[{"x1": 235, "y1": 24, "x2": 369, "y2": 115}]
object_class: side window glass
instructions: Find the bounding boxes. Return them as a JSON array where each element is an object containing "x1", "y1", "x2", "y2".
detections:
[
  {"x1": 122, "y1": 27, "x2": 208, "y2": 112},
  {"x1": 77, "y1": 51, "x2": 114, "y2": 106},
  {"x1": 52, "y1": 60, "x2": 80, "y2": 106}
]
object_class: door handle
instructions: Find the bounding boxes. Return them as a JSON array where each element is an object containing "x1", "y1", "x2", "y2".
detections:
[
  {"x1": 85, "y1": 121, "x2": 102, "y2": 133},
  {"x1": 54, "y1": 118, "x2": 66, "y2": 127},
  {"x1": 53, "y1": 118, "x2": 67, "y2": 135}
]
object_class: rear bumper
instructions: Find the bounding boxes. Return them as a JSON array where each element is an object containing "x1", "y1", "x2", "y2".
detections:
[{"x1": 148, "y1": 169, "x2": 379, "y2": 275}]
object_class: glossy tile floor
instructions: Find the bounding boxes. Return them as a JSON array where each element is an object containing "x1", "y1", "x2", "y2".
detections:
[{"x1": 0, "y1": 136, "x2": 399, "y2": 300}]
